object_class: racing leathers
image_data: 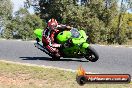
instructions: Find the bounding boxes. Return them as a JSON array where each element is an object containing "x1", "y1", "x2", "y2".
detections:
[{"x1": 42, "y1": 24, "x2": 72, "y2": 57}]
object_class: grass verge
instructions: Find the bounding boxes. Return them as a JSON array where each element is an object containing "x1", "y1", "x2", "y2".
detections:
[{"x1": 0, "y1": 60, "x2": 131, "y2": 88}]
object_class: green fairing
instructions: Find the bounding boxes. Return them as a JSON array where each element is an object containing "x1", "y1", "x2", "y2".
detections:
[
  {"x1": 57, "y1": 30, "x2": 88, "y2": 45},
  {"x1": 63, "y1": 45, "x2": 80, "y2": 57},
  {"x1": 72, "y1": 30, "x2": 88, "y2": 45},
  {"x1": 34, "y1": 29, "x2": 43, "y2": 40},
  {"x1": 82, "y1": 43, "x2": 89, "y2": 48},
  {"x1": 56, "y1": 29, "x2": 89, "y2": 57},
  {"x1": 79, "y1": 30, "x2": 88, "y2": 39},
  {"x1": 57, "y1": 31, "x2": 71, "y2": 44}
]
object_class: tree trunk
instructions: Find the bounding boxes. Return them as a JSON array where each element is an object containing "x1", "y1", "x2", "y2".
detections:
[{"x1": 116, "y1": 0, "x2": 123, "y2": 45}]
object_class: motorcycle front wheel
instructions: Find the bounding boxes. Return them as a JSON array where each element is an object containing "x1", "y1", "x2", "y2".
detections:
[{"x1": 84, "y1": 46, "x2": 99, "y2": 62}]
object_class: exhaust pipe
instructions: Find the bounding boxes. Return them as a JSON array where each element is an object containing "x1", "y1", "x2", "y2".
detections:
[{"x1": 34, "y1": 43, "x2": 49, "y2": 54}]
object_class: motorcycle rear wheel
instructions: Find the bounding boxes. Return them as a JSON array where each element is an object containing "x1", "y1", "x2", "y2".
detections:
[{"x1": 85, "y1": 46, "x2": 99, "y2": 62}]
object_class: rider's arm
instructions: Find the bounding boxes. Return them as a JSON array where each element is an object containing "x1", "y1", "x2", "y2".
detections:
[{"x1": 57, "y1": 25, "x2": 73, "y2": 30}]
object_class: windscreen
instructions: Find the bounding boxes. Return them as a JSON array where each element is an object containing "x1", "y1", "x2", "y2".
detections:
[{"x1": 70, "y1": 28, "x2": 80, "y2": 38}]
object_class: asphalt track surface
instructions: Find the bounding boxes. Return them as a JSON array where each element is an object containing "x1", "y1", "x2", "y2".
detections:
[{"x1": 0, "y1": 40, "x2": 132, "y2": 75}]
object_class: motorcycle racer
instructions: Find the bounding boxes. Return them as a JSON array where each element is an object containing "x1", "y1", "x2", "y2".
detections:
[{"x1": 42, "y1": 18, "x2": 73, "y2": 57}]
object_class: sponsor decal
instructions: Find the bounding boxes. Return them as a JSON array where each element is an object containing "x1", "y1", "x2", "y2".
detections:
[{"x1": 76, "y1": 66, "x2": 131, "y2": 85}]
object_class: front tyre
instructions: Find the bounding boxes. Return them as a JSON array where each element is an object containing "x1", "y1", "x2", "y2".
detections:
[{"x1": 85, "y1": 46, "x2": 99, "y2": 62}]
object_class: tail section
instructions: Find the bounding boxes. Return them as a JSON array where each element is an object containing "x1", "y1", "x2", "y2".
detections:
[{"x1": 34, "y1": 29, "x2": 43, "y2": 41}]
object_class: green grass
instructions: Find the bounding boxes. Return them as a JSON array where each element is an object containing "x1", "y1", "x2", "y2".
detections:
[{"x1": 0, "y1": 61, "x2": 131, "y2": 88}]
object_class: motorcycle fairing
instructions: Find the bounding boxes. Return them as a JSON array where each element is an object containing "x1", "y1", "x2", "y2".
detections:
[
  {"x1": 57, "y1": 29, "x2": 89, "y2": 47},
  {"x1": 57, "y1": 29, "x2": 89, "y2": 57},
  {"x1": 71, "y1": 30, "x2": 88, "y2": 45},
  {"x1": 56, "y1": 31, "x2": 71, "y2": 44}
]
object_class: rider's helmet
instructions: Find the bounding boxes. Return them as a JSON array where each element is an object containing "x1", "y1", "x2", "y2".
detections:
[{"x1": 47, "y1": 18, "x2": 58, "y2": 30}]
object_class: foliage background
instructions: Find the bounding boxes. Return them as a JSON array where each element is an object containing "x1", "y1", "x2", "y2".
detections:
[{"x1": 0, "y1": 0, "x2": 132, "y2": 44}]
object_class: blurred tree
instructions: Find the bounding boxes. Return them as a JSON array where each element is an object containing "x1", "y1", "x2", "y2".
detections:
[
  {"x1": 125, "y1": 13, "x2": 132, "y2": 39},
  {"x1": 4, "y1": 8, "x2": 46, "y2": 40},
  {"x1": 24, "y1": 0, "x2": 132, "y2": 44},
  {"x1": 0, "y1": 0, "x2": 13, "y2": 37},
  {"x1": 116, "y1": 0, "x2": 132, "y2": 44}
]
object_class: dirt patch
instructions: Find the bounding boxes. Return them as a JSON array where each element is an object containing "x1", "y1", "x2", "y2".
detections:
[{"x1": 0, "y1": 73, "x2": 47, "y2": 87}]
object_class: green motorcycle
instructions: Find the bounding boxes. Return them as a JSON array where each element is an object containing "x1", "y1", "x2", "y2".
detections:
[{"x1": 34, "y1": 28, "x2": 99, "y2": 62}]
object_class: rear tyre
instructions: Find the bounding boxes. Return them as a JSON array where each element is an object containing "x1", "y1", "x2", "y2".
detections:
[{"x1": 85, "y1": 46, "x2": 99, "y2": 62}]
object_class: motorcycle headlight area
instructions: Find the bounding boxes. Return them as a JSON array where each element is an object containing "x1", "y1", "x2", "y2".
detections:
[{"x1": 70, "y1": 28, "x2": 80, "y2": 38}]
